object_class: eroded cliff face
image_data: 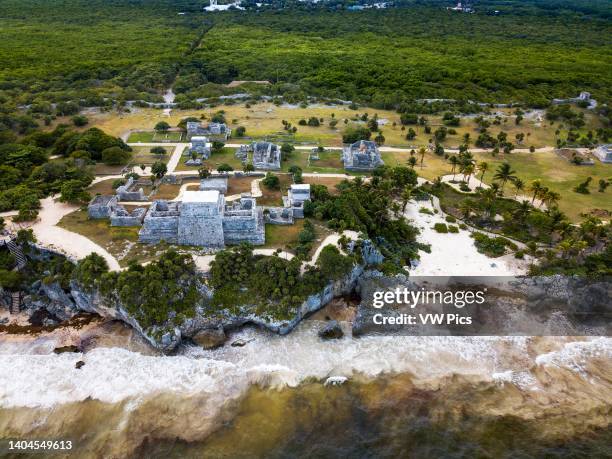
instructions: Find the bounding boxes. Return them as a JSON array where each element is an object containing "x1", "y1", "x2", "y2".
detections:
[{"x1": 12, "y1": 243, "x2": 377, "y2": 353}]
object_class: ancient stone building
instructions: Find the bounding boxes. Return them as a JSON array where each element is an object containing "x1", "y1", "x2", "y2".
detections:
[
  {"x1": 138, "y1": 191, "x2": 264, "y2": 247},
  {"x1": 594, "y1": 144, "x2": 612, "y2": 163},
  {"x1": 110, "y1": 206, "x2": 147, "y2": 227},
  {"x1": 88, "y1": 195, "x2": 118, "y2": 219},
  {"x1": 252, "y1": 142, "x2": 281, "y2": 170},
  {"x1": 199, "y1": 177, "x2": 228, "y2": 194},
  {"x1": 285, "y1": 184, "x2": 311, "y2": 218},
  {"x1": 178, "y1": 191, "x2": 226, "y2": 247},
  {"x1": 116, "y1": 177, "x2": 147, "y2": 202},
  {"x1": 342, "y1": 140, "x2": 384, "y2": 171},
  {"x1": 186, "y1": 121, "x2": 231, "y2": 140},
  {"x1": 187, "y1": 136, "x2": 211, "y2": 161}
]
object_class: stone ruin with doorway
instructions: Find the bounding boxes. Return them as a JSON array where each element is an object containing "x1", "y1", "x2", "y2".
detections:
[{"x1": 342, "y1": 140, "x2": 384, "y2": 171}]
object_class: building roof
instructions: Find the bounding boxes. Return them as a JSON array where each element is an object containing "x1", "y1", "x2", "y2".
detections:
[
  {"x1": 291, "y1": 184, "x2": 311, "y2": 191},
  {"x1": 182, "y1": 190, "x2": 220, "y2": 203},
  {"x1": 191, "y1": 136, "x2": 209, "y2": 142}
]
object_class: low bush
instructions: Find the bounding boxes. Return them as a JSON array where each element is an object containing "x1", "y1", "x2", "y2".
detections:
[
  {"x1": 419, "y1": 207, "x2": 433, "y2": 215},
  {"x1": 445, "y1": 215, "x2": 456, "y2": 223},
  {"x1": 448, "y1": 225, "x2": 459, "y2": 233},
  {"x1": 433, "y1": 223, "x2": 448, "y2": 233}
]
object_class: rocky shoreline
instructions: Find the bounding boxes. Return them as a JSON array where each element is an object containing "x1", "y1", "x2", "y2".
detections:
[{"x1": 2, "y1": 244, "x2": 609, "y2": 353}]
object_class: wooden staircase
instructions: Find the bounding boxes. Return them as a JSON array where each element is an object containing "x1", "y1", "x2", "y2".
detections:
[
  {"x1": 5, "y1": 239, "x2": 26, "y2": 270},
  {"x1": 9, "y1": 291, "x2": 22, "y2": 314}
]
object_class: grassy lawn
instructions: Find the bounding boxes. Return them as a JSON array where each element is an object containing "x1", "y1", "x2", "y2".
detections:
[
  {"x1": 409, "y1": 149, "x2": 612, "y2": 221},
  {"x1": 228, "y1": 176, "x2": 255, "y2": 195},
  {"x1": 263, "y1": 218, "x2": 334, "y2": 257},
  {"x1": 258, "y1": 174, "x2": 293, "y2": 206},
  {"x1": 130, "y1": 146, "x2": 170, "y2": 166},
  {"x1": 302, "y1": 176, "x2": 347, "y2": 194},
  {"x1": 176, "y1": 147, "x2": 243, "y2": 171},
  {"x1": 470, "y1": 151, "x2": 612, "y2": 221},
  {"x1": 57, "y1": 210, "x2": 163, "y2": 267},
  {"x1": 88, "y1": 178, "x2": 117, "y2": 196},
  {"x1": 90, "y1": 103, "x2": 602, "y2": 150},
  {"x1": 127, "y1": 131, "x2": 184, "y2": 143}
]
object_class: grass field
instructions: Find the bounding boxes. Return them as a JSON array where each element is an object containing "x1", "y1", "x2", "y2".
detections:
[
  {"x1": 127, "y1": 131, "x2": 184, "y2": 143},
  {"x1": 91, "y1": 102, "x2": 603, "y2": 149},
  {"x1": 391, "y1": 149, "x2": 612, "y2": 221},
  {"x1": 176, "y1": 147, "x2": 243, "y2": 171},
  {"x1": 57, "y1": 210, "x2": 165, "y2": 267}
]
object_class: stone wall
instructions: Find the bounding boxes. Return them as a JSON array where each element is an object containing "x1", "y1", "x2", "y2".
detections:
[{"x1": 178, "y1": 201, "x2": 225, "y2": 247}]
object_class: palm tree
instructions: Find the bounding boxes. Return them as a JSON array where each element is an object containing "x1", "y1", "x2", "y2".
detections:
[
  {"x1": 493, "y1": 162, "x2": 517, "y2": 194},
  {"x1": 476, "y1": 161, "x2": 488, "y2": 188},
  {"x1": 542, "y1": 190, "x2": 560, "y2": 208},
  {"x1": 529, "y1": 180, "x2": 544, "y2": 205},
  {"x1": 462, "y1": 164, "x2": 475, "y2": 184},
  {"x1": 449, "y1": 155, "x2": 460, "y2": 180},
  {"x1": 459, "y1": 199, "x2": 476, "y2": 221},
  {"x1": 401, "y1": 186, "x2": 413, "y2": 212},
  {"x1": 512, "y1": 200, "x2": 531, "y2": 220},
  {"x1": 512, "y1": 178, "x2": 525, "y2": 198},
  {"x1": 418, "y1": 147, "x2": 426, "y2": 169}
]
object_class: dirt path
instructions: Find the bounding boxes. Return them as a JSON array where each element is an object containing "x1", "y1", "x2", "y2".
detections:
[{"x1": 31, "y1": 197, "x2": 121, "y2": 271}]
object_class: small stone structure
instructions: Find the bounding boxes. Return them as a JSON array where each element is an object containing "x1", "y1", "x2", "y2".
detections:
[
  {"x1": 110, "y1": 205, "x2": 147, "y2": 227},
  {"x1": 200, "y1": 177, "x2": 228, "y2": 194},
  {"x1": 88, "y1": 195, "x2": 118, "y2": 219},
  {"x1": 187, "y1": 136, "x2": 211, "y2": 160},
  {"x1": 285, "y1": 184, "x2": 311, "y2": 218},
  {"x1": 116, "y1": 177, "x2": 147, "y2": 202},
  {"x1": 342, "y1": 140, "x2": 384, "y2": 171},
  {"x1": 186, "y1": 121, "x2": 231, "y2": 140},
  {"x1": 235, "y1": 144, "x2": 250, "y2": 162},
  {"x1": 594, "y1": 144, "x2": 612, "y2": 164},
  {"x1": 252, "y1": 142, "x2": 281, "y2": 170},
  {"x1": 138, "y1": 191, "x2": 264, "y2": 247},
  {"x1": 267, "y1": 183, "x2": 311, "y2": 224}
]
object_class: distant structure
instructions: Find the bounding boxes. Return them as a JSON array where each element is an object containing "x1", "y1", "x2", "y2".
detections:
[
  {"x1": 594, "y1": 144, "x2": 612, "y2": 164},
  {"x1": 187, "y1": 136, "x2": 211, "y2": 162},
  {"x1": 200, "y1": 177, "x2": 228, "y2": 194},
  {"x1": 138, "y1": 190, "x2": 264, "y2": 247},
  {"x1": 186, "y1": 121, "x2": 231, "y2": 140},
  {"x1": 448, "y1": 1, "x2": 474, "y2": 13},
  {"x1": 552, "y1": 92, "x2": 597, "y2": 109},
  {"x1": 252, "y1": 142, "x2": 281, "y2": 170},
  {"x1": 235, "y1": 144, "x2": 251, "y2": 163},
  {"x1": 342, "y1": 140, "x2": 384, "y2": 171},
  {"x1": 88, "y1": 195, "x2": 117, "y2": 219},
  {"x1": 285, "y1": 184, "x2": 311, "y2": 218},
  {"x1": 204, "y1": 0, "x2": 244, "y2": 11},
  {"x1": 116, "y1": 176, "x2": 147, "y2": 202},
  {"x1": 88, "y1": 195, "x2": 146, "y2": 226},
  {"x1": 267, "y1": 184, "x2": 311, "y2": 224}
]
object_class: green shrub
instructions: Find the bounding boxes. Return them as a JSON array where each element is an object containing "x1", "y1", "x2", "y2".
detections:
[
  {"x1": 445, "y1": 215, "x2": 456, "y2": 223},
  {"x1": 459, "y1": 223, "x2": 468, "y2": 230},
  {"x1": 419, "y1": 207, "x2": 433, "y2": 215},
  {"x1": 433, "y1": 223, "x2": 448, "y2": 233},
  {"x1": 448, "y1": 225, "x2": 459, "y2": 233},
  {"x1": 514, "y1": 250, "x2": 525, "y2": 259}
]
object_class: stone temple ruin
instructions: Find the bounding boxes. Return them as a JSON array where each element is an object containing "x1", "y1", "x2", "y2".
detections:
[
  {"x1": 252, "y1": 142, "x2": 281, "y2": 170},
  {"x1": 116, "y1": 176, "x2": 147, "y2": 202},
  {"x1": 87, "y1": 194, "x2": 147, "y2": 227},
  {"x1": 186, "y1": 136, "x2": 211, "y2": 165},
  {"x1": 138, "y1": 190, "x2": 265, "y2": 247},
  {"x1": 266, "y1": 184, "x2": 311, "y2": 225},
  {"x1": 342, "y1": 140, "x2": 384, "y2": 171},
  {"x1": 186, "y1": 121, "x2": 231, "y2": 140},
  {"x1": 87, "y1": 177, "x2": 312, "y2": 249}
]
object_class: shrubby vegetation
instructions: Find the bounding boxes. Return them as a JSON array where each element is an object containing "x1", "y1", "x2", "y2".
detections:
[{"x1": 209, "y1": 243, "x2": 355, "y2": 320}]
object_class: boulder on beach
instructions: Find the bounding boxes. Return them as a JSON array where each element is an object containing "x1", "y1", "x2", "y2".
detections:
[
  {"x1": 318, "y1": 320, "x2": 344, "y2": 340},
  {"x1": 193, "y1": 326, "x2": 227, "y2": 349}
]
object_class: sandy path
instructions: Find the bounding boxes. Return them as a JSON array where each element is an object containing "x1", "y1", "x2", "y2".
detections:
[
  {"x1": 405, "y1": 199, "x2": 529, "y2": 276},
  {"x1": 165, "y1": 144, "x2": 189, "y2": 174},
  {"x1": 31, "y1": 197, "x2": 121, "y2": 271}
]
